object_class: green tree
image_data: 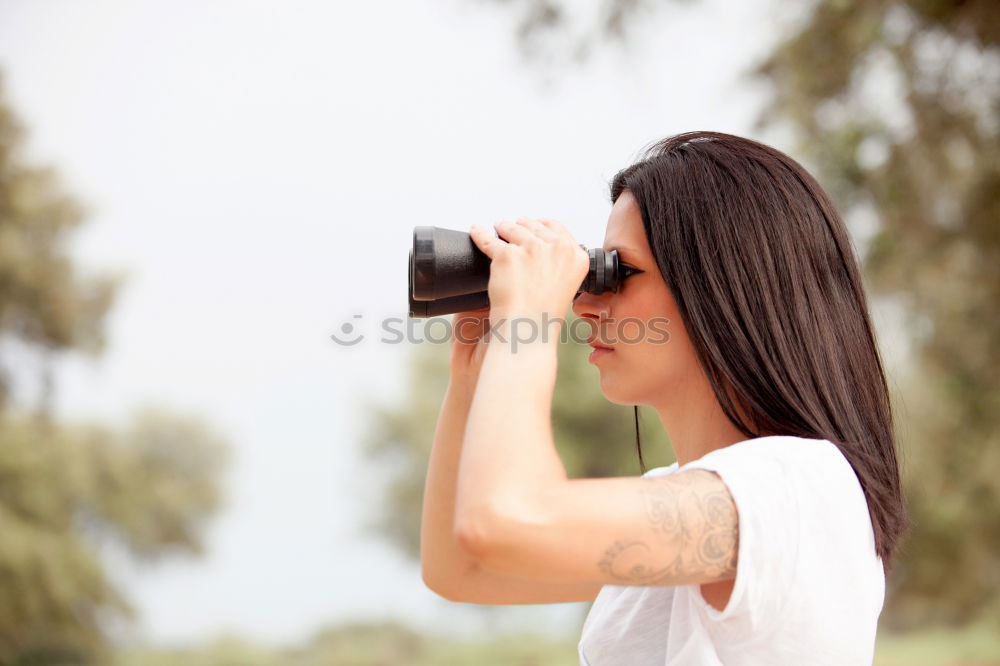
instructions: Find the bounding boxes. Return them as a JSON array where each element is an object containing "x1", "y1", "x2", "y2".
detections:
[
  {"x1": 0, "y1": 75, "x2": 115, "y2": 413},
  {"x1": 467, "y1": 0, "x2": 1000, "y2": 630},
  {"x1": 362, "y1": 314, "x2": 672, "y2": 561},
  {"x1": 0, "y1": 410, "x2": 227, "y2": 664},
  {"x1": 0, "y1": 73, "x2": 230, "y2": 663},
  {"x1": 752, "y1": 0, "x2": 999, "y2": 630}
]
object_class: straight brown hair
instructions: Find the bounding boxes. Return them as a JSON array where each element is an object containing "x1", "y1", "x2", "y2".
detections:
[{"x1": 613, "y1": 131, "x2": 909, "y2": 574}]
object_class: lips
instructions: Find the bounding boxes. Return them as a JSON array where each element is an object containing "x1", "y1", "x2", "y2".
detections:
[
  {"x1": 584, "y1": 321, "x2": 614, "y2": 348},
  {"x1": 581, "y1": 316, "x2": 614, "y2": 350},
  {"x1": 586, "y1": 335, "x2": 614, "y2": 351}
]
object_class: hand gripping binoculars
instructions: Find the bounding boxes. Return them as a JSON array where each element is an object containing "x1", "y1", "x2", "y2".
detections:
[{"x1": 408, "y1": 226, "x2": 625, "y2": 318}]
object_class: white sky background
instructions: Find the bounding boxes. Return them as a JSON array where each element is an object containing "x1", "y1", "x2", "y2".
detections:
[{"x1": 0, "y1": 0, "x2": 908, "y2": 649}]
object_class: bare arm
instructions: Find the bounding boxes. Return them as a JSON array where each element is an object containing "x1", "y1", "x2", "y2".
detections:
[
  {"x1": 419, "y1": 310, "x2": 600, "y2": 604},
  {"x1": 456, "y1": 469, "x2": 739, "y2": 588},
  {"x1": 453, "y1": 313, "x2": 739, "y2": 589},
  {"x1": 419, "y1": 376, "x2": 479, "y2": 594},
  {"x1": 421, "y1": 375, "x2": 601, "y2": 603}
]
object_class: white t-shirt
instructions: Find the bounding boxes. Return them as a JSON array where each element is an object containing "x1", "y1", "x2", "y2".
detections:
[{"x1": 577, "y1": 435, "x2": 885, "y2": 666}]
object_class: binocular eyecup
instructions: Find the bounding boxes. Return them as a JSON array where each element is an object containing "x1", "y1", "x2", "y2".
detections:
[{"x1": 408, "y1": 226, "x2": 622, "y2": 318}]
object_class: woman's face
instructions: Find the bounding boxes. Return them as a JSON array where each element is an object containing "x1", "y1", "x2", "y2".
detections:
[{"x1": 571, "y1": 189, "x2": 704, "y2": 407}]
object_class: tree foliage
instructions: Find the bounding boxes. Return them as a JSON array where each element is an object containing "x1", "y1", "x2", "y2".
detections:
[
  {"x1": 0, "y1": 74, "x2": 117, "y2": 412},
  {"x1": 0, "y1": 74, "x2": 230, "y2": 664},
  {"x1": 0, "y1": 409, "x2": 227, "y2": 664}
]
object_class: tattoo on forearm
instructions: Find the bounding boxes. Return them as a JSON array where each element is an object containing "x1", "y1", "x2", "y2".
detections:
[{"x1": 596, "y1": 471, "x2": 738, "y2": 585}]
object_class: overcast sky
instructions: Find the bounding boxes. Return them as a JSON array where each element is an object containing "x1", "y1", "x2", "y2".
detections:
[{"x1": 0, "y1": 0, "x2": 888, "y2": 648}]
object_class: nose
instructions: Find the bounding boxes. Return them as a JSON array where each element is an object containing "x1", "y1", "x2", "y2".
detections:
[{"x1": 572, "y1": 290, "x2": 611, "y2": 321}]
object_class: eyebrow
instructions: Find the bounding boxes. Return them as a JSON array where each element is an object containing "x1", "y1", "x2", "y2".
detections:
[{"x1": 607, "y1": 245, "x2": 643, "y2": 256}]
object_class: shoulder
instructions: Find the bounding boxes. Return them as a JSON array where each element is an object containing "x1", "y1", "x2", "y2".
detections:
[
  {"x1": 702, "y1": 434, "x2": 842, "y2": 460},
  {"x1": 680, "y1": 435, "x2": 866, "y2": 512},
  {"x1": 639, "y1": 436, "x2": 853, "y2": 527},
  {"x1": 641, "y1": 461, "x2": 680, "y2": 479},
  {"x1": 682, "y1": 435, "x2": 854, "y2": 485},
  {"x1": 724, "y1": 435, "x2": 867, "y2": 505},
  {"x1": 685, "y1": 434, "x2": 879, "y2": 570}
]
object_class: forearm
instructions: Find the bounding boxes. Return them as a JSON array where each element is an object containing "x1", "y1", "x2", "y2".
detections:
[
  {"x1": 455, "y1": 321, "x2": 568, "y2": 540},
  {"x1": 420, "y1": 375, "x2": 481, "y2": 591}
]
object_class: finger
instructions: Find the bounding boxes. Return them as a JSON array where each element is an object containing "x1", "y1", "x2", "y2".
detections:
[
  {"x1": 515, "y1": 218, "x2": 559, "y2": 241},
  {"x1": 539, "y1": 218, "x2": 578, "y2": 241},
  {"x1": 495, "y1": 220, "x2": 538, "y2": 247},
  {"x1": 453, "y1": 306, "x2": 489, "y2": 320},
  {"x1": 453, "y1": 309, "x2": 489, "y2": 343},
  {"x1": 453, "y1": 307, "x2": 489, "y2": 330},
  {"x1": 542, "y1": 219, "x2": 585, "y2": 253},
  {"x1": 469, "y1": 224, "x2": 507, "y2": 259}
]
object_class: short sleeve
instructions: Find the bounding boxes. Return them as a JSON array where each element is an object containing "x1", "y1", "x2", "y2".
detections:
[{"x1": 677, "y1": 436, "x2": 811, "y2": 641}]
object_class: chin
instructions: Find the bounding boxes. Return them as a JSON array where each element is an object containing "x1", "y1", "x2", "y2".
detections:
[{"x1": 598, "y1": 374, "x2": 644, "y2": 406}]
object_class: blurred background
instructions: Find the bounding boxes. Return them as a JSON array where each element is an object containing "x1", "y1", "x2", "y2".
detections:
[{"x1": 0, "y1": 0, "x2": 996, "y2": 664}]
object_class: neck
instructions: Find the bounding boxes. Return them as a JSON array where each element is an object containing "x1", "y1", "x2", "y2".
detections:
[{"x1": 652, "y1": 374, "x2": 749, "y2": 467}]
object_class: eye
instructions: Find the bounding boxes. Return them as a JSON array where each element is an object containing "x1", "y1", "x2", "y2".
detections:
[{"x1": 620, "y1": 263, "x2": 644, "y2": 280}]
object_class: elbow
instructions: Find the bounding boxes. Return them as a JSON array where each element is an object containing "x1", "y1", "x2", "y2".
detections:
[
  {"x1": 422, "y1": 565, "x2": 458, "y2": 602},
  {"x1": 423, "y1": 554, "x2": 495, "y2": 604},
  {"x1": 454, "y1": 506, "x2": 511, "y2": 569},
  {"x1": 415, "y1": 513, "x2": 496, "y2": 603},
  {"x1": 421, "y1": 555, "x2": 474, "y2": 603},
  {"x1": 455, "y1": 486, "x2": 555, "y2": 575}
]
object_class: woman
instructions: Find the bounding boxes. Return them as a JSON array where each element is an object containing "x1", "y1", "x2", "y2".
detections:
[{"x1": 420, "y1": 131, "x2": 909, "y2": 665}]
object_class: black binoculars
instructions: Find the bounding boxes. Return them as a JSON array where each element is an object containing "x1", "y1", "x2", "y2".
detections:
[{"x1": 408, "y1": 226, "x2": 625, "y2": 318}]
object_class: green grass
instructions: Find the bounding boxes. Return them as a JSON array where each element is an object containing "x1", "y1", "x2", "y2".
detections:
[
  {"x1": 112, "y1": 621, "x2": 1000, "y2": 666},
  {"x1": 874, "y1": 620, "x2": 1000, "y2": 666}
]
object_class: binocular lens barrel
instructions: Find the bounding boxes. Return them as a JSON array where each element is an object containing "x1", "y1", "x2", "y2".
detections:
[{"x1": 408, "y1": 226, "x2": 621, "y2": 318}]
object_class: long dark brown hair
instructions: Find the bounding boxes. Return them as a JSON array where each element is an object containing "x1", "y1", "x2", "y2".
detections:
[{"x1": 613, "y1": 131, "x2": 909, "y2": 573}]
